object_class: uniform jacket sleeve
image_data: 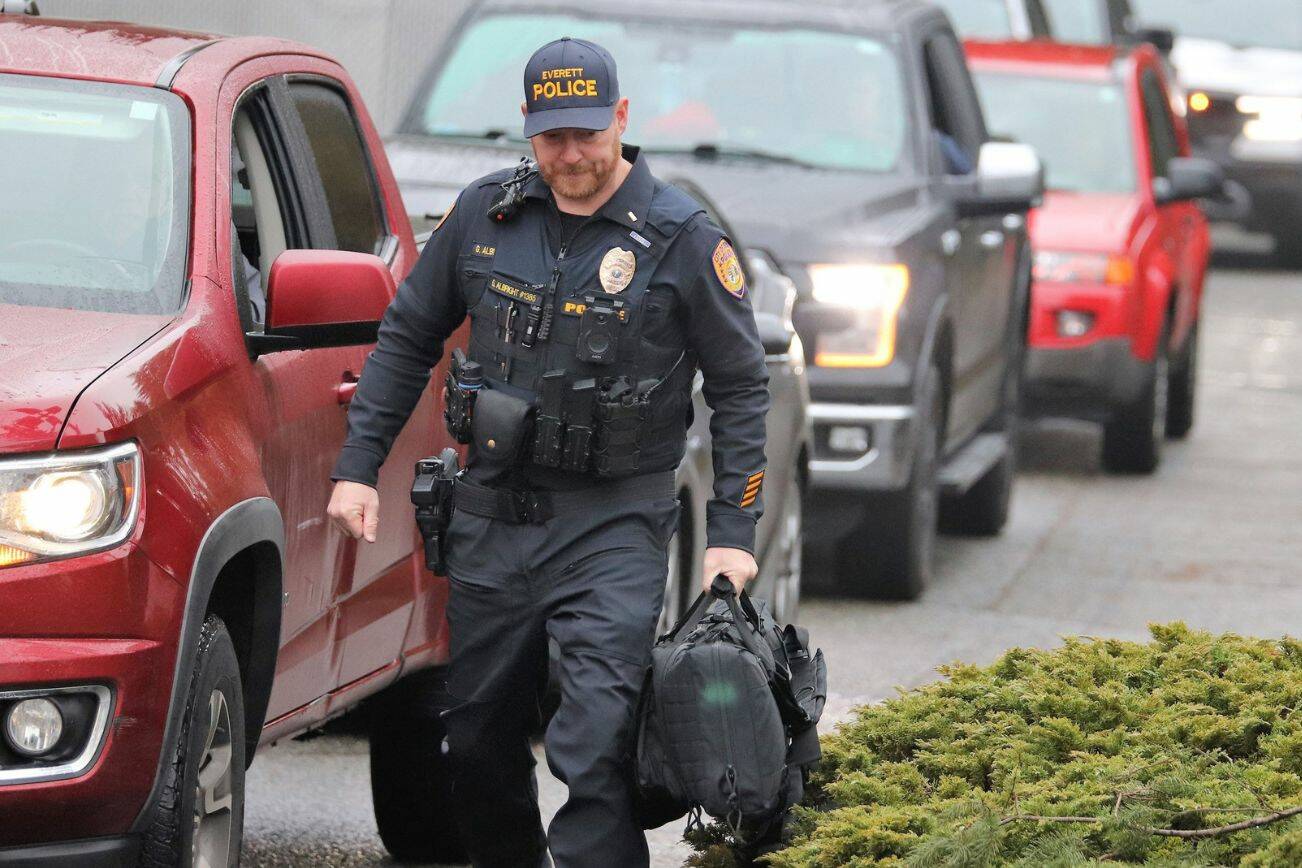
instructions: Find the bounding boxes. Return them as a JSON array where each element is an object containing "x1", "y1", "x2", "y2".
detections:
[
  {"x1": 678, "y1": 219, "x2": 771, "y2": 554},
  {"x1": 331, "y1": 194, "x2": 470, "y2": 487}
]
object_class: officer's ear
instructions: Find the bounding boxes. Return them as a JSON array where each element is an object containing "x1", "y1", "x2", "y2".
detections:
[{"x1": 614, "y1": 97, "x2": 629, "y2": 136}]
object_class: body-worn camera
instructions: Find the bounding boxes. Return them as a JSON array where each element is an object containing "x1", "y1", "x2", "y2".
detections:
[
  {"x1": 411, "y1": 447, "x2": 460, "y2": 575},
  {"x1": 575, "y1": 294, "x2": 627, "y2": 365}
]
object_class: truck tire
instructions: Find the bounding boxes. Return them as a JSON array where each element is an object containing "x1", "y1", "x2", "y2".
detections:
[
  {"x1": 770, "y1": 473, "x2": 804, "y2": 624},
  {"x1": 1103, "y1": 325, "x2": 1169, "y2": 474},
  {"x1": 1273, "y1": 229, "x2": 1302, "y2": 269},
  {"x1": 369, "y1": 667, "x2": 468, "y2": 864},
  {"x1": 834, "y1": 364, "x2": 942, "y2": 600},
  {"x1": 1166, "y1": 319, "x2": 1199, "y2": 440},
  {"x1": 139, "y1": 616, "x2": 246, "y2": 868}
]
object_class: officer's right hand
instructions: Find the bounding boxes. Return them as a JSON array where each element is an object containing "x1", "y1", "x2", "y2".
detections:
[{"x1": 328, "y1": 481, "x2": 380, "y2": 543}]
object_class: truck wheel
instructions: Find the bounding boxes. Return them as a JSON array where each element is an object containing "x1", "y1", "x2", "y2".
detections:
[
  {"x1": 1166, "y1": 320, "x2": 1199, "y2": 440},
  {"x1": 369, "y1": 667, "x2": 468, "y2": 864},
  {"x1": 1273, "y1": 230, "x2": 1302, "y2": 269},
  {"x1": 1103, "y1": 326, "x2": 1169, "y2": 474},
  {"x1": 139, "y1": 616, "x2": 246, "y2": 868},
  {"x1": 834, "y1": 364, "x2": 942, "y2": 600}
]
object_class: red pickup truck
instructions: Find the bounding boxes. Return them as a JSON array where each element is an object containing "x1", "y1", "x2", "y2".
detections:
[
  {"x1": 967, "y1": 40, "x2": 1220, "y2": 472},
  {"x1": 0, "y1": 13, "x2": 464, "y2": 865}
]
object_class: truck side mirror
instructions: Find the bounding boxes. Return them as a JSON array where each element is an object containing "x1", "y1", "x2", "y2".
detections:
[
  {"x1": 251, "y1": 250, "x2": 394, "y2": 354},
  {"x1": 1133, "y1": 26, "x2": 1176, "y2": 54},
  {"x1": 956, "y1": 141, "x2": 1044, "y2": 218},
  {"x1": 1153, "y1": 156, "x2": 1225, "y2": 205},
  {"x1": 753, "y1": 311, "x2": 795, "y2": 356}
]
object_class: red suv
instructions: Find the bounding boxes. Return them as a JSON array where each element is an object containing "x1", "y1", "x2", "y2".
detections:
[
  {"x1": 967, "y1": 40, "x2": 1221, "y2": 472},
  {"x1": 0, "y1": 13, "x2": 465, "y2": 865}
]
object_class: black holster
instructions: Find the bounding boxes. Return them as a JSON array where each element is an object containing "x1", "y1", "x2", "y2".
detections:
[{"x1": 411, "y1": 448, "x2": 460, "y2": 575}]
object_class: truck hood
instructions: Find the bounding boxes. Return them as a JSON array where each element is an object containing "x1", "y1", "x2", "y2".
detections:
[
  {"x1": 386, "y1": 135, "x2": 929, "y2": 264},
  {"x1": 0, "y1": 304, "x2": 171, "y2": 454},
  {"x1": 1172, "y1": 37, "x2": 1302, "y2": 97},
  {"x1": 1029, "y1": 191, "x2": 1142, "y2": 254}
]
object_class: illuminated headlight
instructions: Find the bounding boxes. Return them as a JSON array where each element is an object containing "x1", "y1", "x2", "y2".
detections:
[
  {"x1": 0, "y1": 442, "x2": 141, "y2": 567},
  {"x1": 1033, "y1": 251, "x2": 1133, "y2": 287},
  {"x1": 808, "y1": 263, "x2": 909, "y2": 368},
  {"x1": 1237, "y1": 95, "x2": 1302, "y2": 143}
]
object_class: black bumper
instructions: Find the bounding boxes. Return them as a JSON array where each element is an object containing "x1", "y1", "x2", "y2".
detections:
[
  {"x1": 0, "y1": 836, "x2": 138, "y2": 867},
  {"x1": 1023, "y1": 338, "x2": 1150, "y2": 422}
]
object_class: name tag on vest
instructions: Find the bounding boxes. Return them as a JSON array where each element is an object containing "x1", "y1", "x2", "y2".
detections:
[{"x1": 488, "y1": 276, "x2": 541, "y2": 306}]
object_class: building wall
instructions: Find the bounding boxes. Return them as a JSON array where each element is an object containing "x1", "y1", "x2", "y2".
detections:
[{"x1": 36, "y1": 0, "x2": 478, "y2": 133}]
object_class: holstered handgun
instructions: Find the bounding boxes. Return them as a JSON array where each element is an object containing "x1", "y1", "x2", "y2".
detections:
[{"x1": 411, "y1": 447, "x2": 460, "y2": 575}]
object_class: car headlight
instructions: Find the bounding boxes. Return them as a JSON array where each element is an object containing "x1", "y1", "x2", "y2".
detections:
[
  {"x1": 808, "y1": 263, "x2": 909, "y2": 368},
  {"x1": 0, "y1": 442, "x2": 142, "y2": 567},
  {"x1": 1033, "y1": 251, "x2": 1134, "y2": 287},
  {"x1": 1236, "y1": 95, "x2": 1302, "y2": 143}
]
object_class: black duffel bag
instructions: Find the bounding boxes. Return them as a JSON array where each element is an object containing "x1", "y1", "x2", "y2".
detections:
[{"x1": 633, "y1": 575, "x2": 827, "y2": 839}]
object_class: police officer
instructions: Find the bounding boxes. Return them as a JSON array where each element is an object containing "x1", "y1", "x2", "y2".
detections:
[{"x1": 327, "y1": 37, "x2": 769, "y2": 868}]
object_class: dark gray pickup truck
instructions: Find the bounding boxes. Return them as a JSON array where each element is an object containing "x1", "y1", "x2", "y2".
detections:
[{"x1": 388, "y1": 0, "x2": 1042, "y2": 599}]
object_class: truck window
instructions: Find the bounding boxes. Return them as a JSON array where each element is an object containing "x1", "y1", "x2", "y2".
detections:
[
  {"x1": 231, "y1": 88, "x2": 298, "y2": 332},
  {"x1": 1139, "y1": 69, "x2": 1180, "y2": 178},
  {"x1": 922, "y1": 31, "x2": 985, "y2": 174},
  {"x1": 287, "y1": 80, "x2": 388, "y2": 256},
  {"x1": 0, "y1": 74, "x2": 190, "y2": 314}
]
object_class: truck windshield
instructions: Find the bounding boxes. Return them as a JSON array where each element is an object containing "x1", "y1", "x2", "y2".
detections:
[
  {"x1": 931, "y1": 0, "x2": 1015, "y2": 40},
  {"x1": 411, "y1": 13, "x2": 911, "y2": 173},
  {"x1": 1131, "y1": 0, "x2": 1302, "y2": 52},
  {"x1": 0, "y1": 74, "x2": 190, "y2": 315},
  {"x1": 974, "y1": 72, "x2": 1137, "y2": 194}
]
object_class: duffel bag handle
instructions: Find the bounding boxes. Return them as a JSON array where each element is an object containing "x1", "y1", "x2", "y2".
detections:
[{"x1": 665, "y1": 575, "x2": 762, "y2": 644}]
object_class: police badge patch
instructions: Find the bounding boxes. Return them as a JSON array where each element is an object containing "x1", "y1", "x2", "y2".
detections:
[
  {"x1": 712, "y1": 239, "x2": 746, "y2": 299},
  {"x1": 599, "y1": 247, "x2": 636, "y2": 293}
]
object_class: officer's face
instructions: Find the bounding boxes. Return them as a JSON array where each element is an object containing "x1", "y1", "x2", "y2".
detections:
[{"x1": 528, "y1": 98, "x2": 628, "y2": 201}]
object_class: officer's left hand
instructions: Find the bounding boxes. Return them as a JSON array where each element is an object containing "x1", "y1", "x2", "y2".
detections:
[{"x1": 703, "y1": 547, "x2": 758, "y2": 596}]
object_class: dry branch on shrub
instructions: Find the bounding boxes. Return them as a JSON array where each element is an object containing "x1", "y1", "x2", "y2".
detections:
[{"x1": 687, "y1": 623, "x2": 1302, "y2": 867}]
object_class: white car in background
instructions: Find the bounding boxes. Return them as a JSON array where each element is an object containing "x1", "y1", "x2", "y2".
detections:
[{"x1": 1133, "y1": 0, "x2": 1302, "y2": 266}]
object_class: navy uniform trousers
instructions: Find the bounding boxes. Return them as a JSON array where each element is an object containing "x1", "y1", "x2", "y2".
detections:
[{"x1": 441, "y1": 486, "x2": 681, "y2": 868}]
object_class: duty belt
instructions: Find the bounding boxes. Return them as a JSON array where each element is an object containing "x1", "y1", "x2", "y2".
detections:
[{"x1": 454, "y1": 471, "x2": 676, "y2": 525}]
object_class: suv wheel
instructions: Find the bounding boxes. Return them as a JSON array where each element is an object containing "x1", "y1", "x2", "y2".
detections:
[
  {"x1": 369, "y1": 667, "x2": 468, "y2": 864},
  {"x1": 139, "y1": 616, "x2": 245, "y2": 868},
  {"x1": 834, "y1": 363, "x2": 942, "y2": 600},
  {"x1": 1103, "y1": 324, "x2": 1169, "y2": 474},
  {"x1": 1166, "y1": 319, "x2": 1199, "y2": 440}
]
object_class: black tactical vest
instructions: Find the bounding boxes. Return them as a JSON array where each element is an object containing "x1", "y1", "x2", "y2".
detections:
[{"x1": 454, "y1": 167, "x2": 705, "y2": 482}]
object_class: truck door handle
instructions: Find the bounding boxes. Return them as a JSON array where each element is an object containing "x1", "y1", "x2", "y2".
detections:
[
  {"x1": 337, "y1": 372, "x2": 360, "y2": 405},
  {"x1": 980, "y1": 230, "x2": 1004, "y2": 249}
]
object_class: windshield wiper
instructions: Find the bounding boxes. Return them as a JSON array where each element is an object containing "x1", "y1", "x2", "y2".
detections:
[{"x1": 645, "y1": 143, "x2": 819, "y2": 169}]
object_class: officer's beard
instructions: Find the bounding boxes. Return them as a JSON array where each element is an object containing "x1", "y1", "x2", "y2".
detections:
[{"x1": 539, "y1": 134, "x2": 621, "y2": 201}]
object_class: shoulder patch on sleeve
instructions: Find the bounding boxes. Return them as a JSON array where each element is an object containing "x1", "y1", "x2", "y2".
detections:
[
  {"x1": 711, "y1": 238, "x2": 747, "y2": 300},
  {"x1": 432, "y1": 201, "x2": 456, "y2": 233}
]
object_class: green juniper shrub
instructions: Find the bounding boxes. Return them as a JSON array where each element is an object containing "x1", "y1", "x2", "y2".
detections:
[{"x1": 687, "y1": 624, "x2": 1301, "y2": 867}]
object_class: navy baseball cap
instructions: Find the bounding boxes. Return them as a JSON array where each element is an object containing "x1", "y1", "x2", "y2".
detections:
[{"x1": 522, "y1": 37, "x2": 619, "y2": 137}]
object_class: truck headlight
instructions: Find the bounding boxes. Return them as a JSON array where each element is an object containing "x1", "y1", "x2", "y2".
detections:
[
  {"x1": 1237, "y1": 95, "x2": 1302, "y2": 143},
  {"x1": 0, "y1": 442, "x2": 142, "y2": 567},
  {"x1": 1033, "y1": 251, "x2": 1133, "y2": 287},
  {"x1": 808, "y1": 263, "x2": 909, "y2": 368}
]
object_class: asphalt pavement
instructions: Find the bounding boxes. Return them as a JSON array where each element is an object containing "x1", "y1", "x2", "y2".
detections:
[{"x1": 242, "y1": 238, "x2": 1301, "y2": 867}]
